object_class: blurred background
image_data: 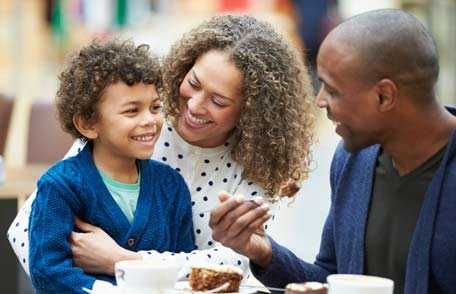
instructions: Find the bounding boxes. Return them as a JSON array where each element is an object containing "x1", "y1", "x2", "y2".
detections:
[{"x1": 0, "y1": 0, "x2": 455, "y2": 293}]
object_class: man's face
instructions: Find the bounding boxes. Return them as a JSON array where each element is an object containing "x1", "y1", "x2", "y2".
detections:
[{"x1": 315, "y1": 37, "x2": 382, "y2": 153}]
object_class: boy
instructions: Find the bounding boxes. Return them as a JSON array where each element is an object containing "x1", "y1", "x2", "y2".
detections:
[{"x1": 28, "y1": 40, "x2": 196, "y2": 293}]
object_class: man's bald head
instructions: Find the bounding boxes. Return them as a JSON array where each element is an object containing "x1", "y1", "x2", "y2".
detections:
[{"x1": 324, "y1": 9, "x2": 439, "y2": 102}]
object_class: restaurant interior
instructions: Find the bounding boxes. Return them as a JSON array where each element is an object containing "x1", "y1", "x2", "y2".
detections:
[{"x1": 0, "y1": 0, "x2": 455, "y2": 293}]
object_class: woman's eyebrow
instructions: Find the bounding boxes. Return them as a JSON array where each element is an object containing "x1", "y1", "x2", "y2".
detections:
[{"x1": 192, "y1": 69, "x2": 235, "y2": 102}]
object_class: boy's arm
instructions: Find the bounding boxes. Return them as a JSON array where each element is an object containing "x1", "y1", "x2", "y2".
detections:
[{"x1": 29, "y1": 177, "x2": 99, "y2": 294}]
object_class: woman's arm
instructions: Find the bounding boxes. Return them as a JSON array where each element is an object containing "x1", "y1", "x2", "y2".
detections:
[
  {"x1": 29, "y1": 177, "x2": 98, "y2": 293},
  {"x1": 6, "y1": 139, "x2": 86, "y2": 274}
]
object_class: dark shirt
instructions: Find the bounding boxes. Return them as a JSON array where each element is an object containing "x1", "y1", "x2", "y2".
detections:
[{"x1": 365, "y1": 147, "x2": 445, "y2": 294}]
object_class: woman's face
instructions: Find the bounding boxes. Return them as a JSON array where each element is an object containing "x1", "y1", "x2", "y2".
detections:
[{"x1": 177, "y1": 50, "x2": 243, "y2": 148}]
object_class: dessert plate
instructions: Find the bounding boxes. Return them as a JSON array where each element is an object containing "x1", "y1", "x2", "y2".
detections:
[{"x1": 174, "y1": 281, "x2": 259, "y2": 294}]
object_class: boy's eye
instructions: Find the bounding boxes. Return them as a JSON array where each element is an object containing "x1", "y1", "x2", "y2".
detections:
[
  {"x1": 150, "y1": 103, "x2": 162, "y2": 113},
  {"x1": 124, "y1": 107, "x2": 138, "y2": 114}
]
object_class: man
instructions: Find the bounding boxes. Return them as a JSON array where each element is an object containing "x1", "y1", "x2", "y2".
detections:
[{"x1": 209, "y1": 9, "x2": 456, "y2": 294}]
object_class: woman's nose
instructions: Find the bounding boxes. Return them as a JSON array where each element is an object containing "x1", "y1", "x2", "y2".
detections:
[{"x1": 187, "y1": 92, "x2": 207, "y2": 114}]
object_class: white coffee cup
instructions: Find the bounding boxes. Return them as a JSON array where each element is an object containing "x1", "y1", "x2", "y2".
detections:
[
  {"x1": 327, "y1": 274, "x2": 394, "y2": 294},
  {"x1": 115, "y1": 260, "x2": 181, "y2": 294}
]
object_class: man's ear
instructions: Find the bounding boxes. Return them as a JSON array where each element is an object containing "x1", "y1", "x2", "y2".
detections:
[
  {"x1": 73, "y1": 115, "x2": 98, "y2": 140},
  {"x1": 375, "y1": 79, "x2": 398, "y2": 112}
]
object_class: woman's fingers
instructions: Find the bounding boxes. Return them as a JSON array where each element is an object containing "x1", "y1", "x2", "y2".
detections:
[{"x1": 74, "y1": 217, "x2": 97, "y2": 233}]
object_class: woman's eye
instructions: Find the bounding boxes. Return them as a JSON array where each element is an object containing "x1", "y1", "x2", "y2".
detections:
[
  {"x1": 188, "y1": 79, "x2": 199, "y2": 89},
  {"x1": 212, "y1": 98, "x2": 228, "y2": 107}
]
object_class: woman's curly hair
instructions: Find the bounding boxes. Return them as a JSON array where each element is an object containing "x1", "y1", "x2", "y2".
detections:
[
  {"x1": 56, "y1": 39, "x2": 162, "y2": 139},
  {"x1": 163, "y1": 15, "x2": 315, "y2": 200}
]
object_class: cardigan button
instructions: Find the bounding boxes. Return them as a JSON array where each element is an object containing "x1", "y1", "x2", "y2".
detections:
[{"x1": 127, "y1": 238, "x2": 135, "y2": 247}]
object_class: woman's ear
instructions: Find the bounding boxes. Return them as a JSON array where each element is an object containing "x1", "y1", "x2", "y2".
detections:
[
  {"x1": 376, "y1": 79, "x2": 398, "y2": 112},
  {"x1": 73, "y1": 115, "x2": 98, "y2": 140}
]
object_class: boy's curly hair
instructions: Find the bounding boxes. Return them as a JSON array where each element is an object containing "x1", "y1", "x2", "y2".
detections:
[
  {"x1": 56, "y1": 39, "x2": 162, "y2": 139},
  {"x1": 163, "y1": 15, "x2": 315, "y2": 200}
]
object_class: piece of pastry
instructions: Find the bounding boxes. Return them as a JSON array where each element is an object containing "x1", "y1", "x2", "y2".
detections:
[{"x1": 189, "y1": 264, "x2": 243, "y2": 293}]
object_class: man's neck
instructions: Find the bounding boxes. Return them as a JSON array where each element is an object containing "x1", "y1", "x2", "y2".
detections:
[{"x1": 383, "y1": 105, "x2": 456, "y2": 176}]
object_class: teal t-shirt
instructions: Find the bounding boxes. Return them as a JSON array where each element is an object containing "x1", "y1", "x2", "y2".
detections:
[{"x1": 98, "y1": 169, "x2": 140, "y2": 224}]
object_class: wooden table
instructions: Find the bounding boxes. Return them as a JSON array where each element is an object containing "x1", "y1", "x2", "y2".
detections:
[{"x1": 0, "y1": 164, "x2": 48, "y2": 209}]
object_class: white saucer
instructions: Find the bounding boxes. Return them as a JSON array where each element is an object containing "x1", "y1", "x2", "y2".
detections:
[{"x1": 173, "y1": 281, "x2": 259, "y2": 294}]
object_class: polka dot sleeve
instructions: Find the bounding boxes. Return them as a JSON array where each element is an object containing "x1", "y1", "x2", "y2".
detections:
[{"x1": 6, "y1": 139, "x2": 85, "y2": 274}]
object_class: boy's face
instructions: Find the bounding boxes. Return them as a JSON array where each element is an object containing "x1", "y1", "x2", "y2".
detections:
[{"x1": 92, "y1": 82, "x2": 163, "y2": 160}]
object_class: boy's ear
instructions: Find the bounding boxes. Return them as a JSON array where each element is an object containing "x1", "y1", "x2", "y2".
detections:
[{"x1": 73, "y1": 115, "x2": 98, "y2": 140}]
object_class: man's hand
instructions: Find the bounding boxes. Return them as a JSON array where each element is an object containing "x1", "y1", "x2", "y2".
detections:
[
  {"x1": 70, "y1": 218, "x2": 141, "y2": 275},
  {"x1": 209, "y1": 192, "x2": 273, "y2": 268}
]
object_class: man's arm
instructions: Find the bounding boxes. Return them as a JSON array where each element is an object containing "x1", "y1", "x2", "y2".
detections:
[{"x1": 210, "y1": 192, "x2": 338, "y2": 288}]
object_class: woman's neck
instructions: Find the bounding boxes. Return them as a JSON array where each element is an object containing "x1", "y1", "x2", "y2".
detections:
[{"x1": 92, "y1": 143, "x2": 138, "y2": 184}]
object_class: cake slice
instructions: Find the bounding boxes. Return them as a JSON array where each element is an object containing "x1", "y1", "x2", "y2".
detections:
[{"x1": 189, "y1": 264, "x2": 243, "y2": 293}]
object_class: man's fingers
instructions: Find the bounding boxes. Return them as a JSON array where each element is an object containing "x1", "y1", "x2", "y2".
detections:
[
  {"x1": 224, "y1": 204, "x2": 270, "y2": 238},
  {"x1": 74, "y1": 217, "x2": 96, "y2": 233},
  {"x1": 218, "y1": 191, "x2": 232, "y2": 203},
  {"x1": 209, "y1": 195, "x2": 244, "y2": 227}
]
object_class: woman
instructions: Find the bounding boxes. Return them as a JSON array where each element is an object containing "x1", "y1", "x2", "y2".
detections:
[{"x1": 8, "y1": 14, "x2": 314, "y2": 284}]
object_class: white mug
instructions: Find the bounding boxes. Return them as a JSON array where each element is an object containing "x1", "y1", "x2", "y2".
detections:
[
  {"x1": 115, "y1": 260, "x2": 181, "y2": 294},
  {"x1": 327, "y1": 274, "x2": 394, "y2": 294}
]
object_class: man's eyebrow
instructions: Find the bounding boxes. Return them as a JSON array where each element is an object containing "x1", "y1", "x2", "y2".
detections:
[{"x1": 318, "y1": 77, "x2": 337, "y2": 92}]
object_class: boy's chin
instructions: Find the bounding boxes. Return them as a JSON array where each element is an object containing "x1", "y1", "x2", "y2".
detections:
[
  {"x1": 136, "y1": 153, "x2": 153, "y2": 160},
  {"x1": 134, "y1": 149, "x2": 154, "y2": 160}
]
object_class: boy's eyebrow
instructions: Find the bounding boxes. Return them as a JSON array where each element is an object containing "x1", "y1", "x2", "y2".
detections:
[{"x1": 121, "y1": 96, "x2": 160, "y2": 106}]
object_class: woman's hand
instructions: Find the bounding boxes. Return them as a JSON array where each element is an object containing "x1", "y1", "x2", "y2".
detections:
[{"x1": 70, "y1": 218, "x2": 141, "y2": 276}]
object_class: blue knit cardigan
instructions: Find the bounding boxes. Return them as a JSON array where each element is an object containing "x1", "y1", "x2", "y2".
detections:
[
  {"x1": 253, "y1": 112, "x2": 456, "y2": 294},
  {"x1": 29, "y1": 145, "x2": 196, "y2": 294}
]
